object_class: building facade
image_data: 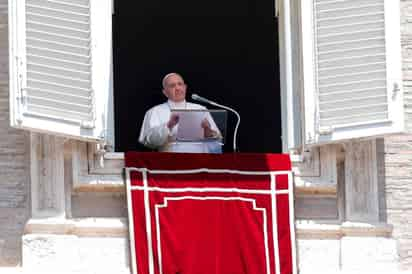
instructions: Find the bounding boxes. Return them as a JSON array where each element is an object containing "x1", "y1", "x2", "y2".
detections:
[{"x1": 1, "y1": 0, "x2": 412, "y2": 273}]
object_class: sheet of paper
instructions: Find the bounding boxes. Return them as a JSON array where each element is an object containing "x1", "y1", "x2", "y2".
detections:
[{"x1": 173, "y1": 110, "x2": 207, "y2": 141}]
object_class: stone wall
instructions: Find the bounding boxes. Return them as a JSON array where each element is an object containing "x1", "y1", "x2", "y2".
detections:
[
  {"x1": 383, "y1": 0, "x2": 412, "y2": 270},
  {"x1": 384, "y1": 134, "x2": 412, "y2": 270},
  {"x1": 0, "y1": 0, "x2": 30, "y2": 266}
]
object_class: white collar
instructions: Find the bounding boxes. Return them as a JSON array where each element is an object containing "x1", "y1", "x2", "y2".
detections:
[{"x1": 167, "y1": 100, "x2": 187, "y2": 109}]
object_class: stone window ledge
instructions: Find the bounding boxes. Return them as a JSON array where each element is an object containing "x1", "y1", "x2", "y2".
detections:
[
  {"x1": 73, "y1": 142, "x2": 340, "y2": 196},
  {"x1": 24, "y1": 218, "x2": 392, "y2": 239}
]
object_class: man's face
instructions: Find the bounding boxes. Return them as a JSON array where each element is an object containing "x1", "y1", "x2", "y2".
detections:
[{"x1": 163, "y1": 74, "x2": 187, "y2": 102}]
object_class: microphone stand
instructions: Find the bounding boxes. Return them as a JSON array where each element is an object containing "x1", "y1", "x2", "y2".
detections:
[{"x1": 192, "y1": 94, "x2": 240, "y2": 152}]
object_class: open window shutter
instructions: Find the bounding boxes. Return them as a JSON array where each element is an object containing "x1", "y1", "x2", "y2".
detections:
[
  {"x1": 301, "y1": 0, "x2": 404, "y2": 145},
  {"x1": 9, "y1": 0, "x2": 112, "y2": 143}
]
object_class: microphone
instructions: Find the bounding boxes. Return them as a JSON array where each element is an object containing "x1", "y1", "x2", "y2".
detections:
[
  {"x1": 191, "y1": 93, "x2": 240, "y2": 152},
  {"x1": 191, "y1": 94, "x2": 217, "y2": 105}
]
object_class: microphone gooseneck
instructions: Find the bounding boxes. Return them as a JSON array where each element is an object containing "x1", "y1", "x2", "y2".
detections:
[{"x1": 191, "y1": 93, "x2": 240, "y2": 152}]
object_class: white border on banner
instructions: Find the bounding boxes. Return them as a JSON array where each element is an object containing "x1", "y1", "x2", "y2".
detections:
[
  {"x1": 288, "y1": 172, "x2": 298, "y2": 273},
  {"x1": 130, "y1": 185, "x2": 289, "y2": 195},
  {"x1": 142, "y1": 170, "x2": 155, "y2": 274},
  {"x1": 125, "y1": 168, "x2": 138, "y2": 274},
  {"x1": 124, "y1": 167, "x2": 295, "y2": 274},
  {"x1": 127, "y1": 167, "x2": 289, "y2": 175},
  {"x1": 155, "y1": 196, "x2": 270, "y2": 274},
  {"x1": 270, "y1": 172, "x2": 281, "y2": 274}
]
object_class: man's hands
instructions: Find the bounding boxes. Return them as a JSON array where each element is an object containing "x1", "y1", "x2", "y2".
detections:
[
  {"x1": 167, "y1": 113, "x2": 179, "y2": 130},
  {"x1": 168, "y1": 115, "x2": 217, "y2": 138},
  {"x1": 201, "y1": 118, "x2": 217, "y2": 138}
]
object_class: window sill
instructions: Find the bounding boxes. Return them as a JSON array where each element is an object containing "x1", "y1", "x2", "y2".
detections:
[
  {"x1": 24, "y1": 217, "x2": 392, "y2": 238},
  {"x1": 73, "y1": 142, "x2": 339, "y2": 195}
]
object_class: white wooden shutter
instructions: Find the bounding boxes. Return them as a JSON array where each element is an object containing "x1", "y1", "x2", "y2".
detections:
[
  {"x1": 9, "y1": 0, "x2": 112, "y2": 143},
  {"x1": 301, "y1": 0, "x2": 404, "y2": 145}
]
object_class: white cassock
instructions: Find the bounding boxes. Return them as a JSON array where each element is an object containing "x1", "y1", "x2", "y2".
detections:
[{"x1": 139, "y1": 100, "x2": 222, "y2": 153}]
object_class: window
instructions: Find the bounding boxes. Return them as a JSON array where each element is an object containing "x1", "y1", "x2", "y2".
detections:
[
  {"x1": 113, "y1": 0, "x2": 282, "y2": 153},
  {"x1": 9, "y1": 0, "x2": 404, "y2": 153}
]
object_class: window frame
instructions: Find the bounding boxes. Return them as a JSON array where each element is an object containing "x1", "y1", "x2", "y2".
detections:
[
  {"x1": 61, "y1": 0, "x2": 336, "y2": 200},
  {"x1": 8, "y1": 0, "x2": 114, "y2": 145}
]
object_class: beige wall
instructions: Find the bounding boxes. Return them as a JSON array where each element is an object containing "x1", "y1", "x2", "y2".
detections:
[
  {"x1": 0, "y1": 0, "x2": 30, "y2": 266},
  {"x1": 381, "y1": 0, "x2": 412, "y2": 269},
  {"x1": 384, "y1": 135, "x2": 412, "y2": 269}
]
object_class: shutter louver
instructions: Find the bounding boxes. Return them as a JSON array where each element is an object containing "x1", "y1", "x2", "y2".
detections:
[
  {"x1": 25, "y1": 0, "x2": 94, "y2": 125},
  {"x1": 10, "y1": 0, "x2": 112, "y2": 142},
  {"x1": 301, "y1": 0, "x2": 404, "y2": 144},
  {"x1": 315, "y1": 0, "x2": 388, "y2": 128}
]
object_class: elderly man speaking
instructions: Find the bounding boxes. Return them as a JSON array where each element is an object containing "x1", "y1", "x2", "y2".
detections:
[{"x1": 139, "y1": 73, "x2": 221, "y2": 153}]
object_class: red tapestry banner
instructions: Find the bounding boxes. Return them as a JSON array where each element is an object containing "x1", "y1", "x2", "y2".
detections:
[{"x1": 125, "y1": 152, "x2": 296, "y2": 274}]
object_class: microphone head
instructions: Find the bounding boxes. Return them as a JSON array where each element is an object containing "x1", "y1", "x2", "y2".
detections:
[{"x1": 191, "y1": 93, "x2": 214, "y2": 105}]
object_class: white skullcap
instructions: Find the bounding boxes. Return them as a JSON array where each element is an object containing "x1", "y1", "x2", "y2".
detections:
[{"x1": 162, "y1": 72, "x2": 183, "y2": 88}]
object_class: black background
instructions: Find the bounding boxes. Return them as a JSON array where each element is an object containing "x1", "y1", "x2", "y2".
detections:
[{"x1": 113, "y1": 0, "x2": 281, "y2": 152}]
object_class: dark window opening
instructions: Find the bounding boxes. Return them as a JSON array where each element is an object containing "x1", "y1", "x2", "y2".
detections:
[{"x1": 113, "y1": 0, "x2": 281, "y2": 153}]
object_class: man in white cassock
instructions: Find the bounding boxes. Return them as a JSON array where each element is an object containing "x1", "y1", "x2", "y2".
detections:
[{"x1": 139, "y1": 73, "x2": 221, "y2": 153}]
